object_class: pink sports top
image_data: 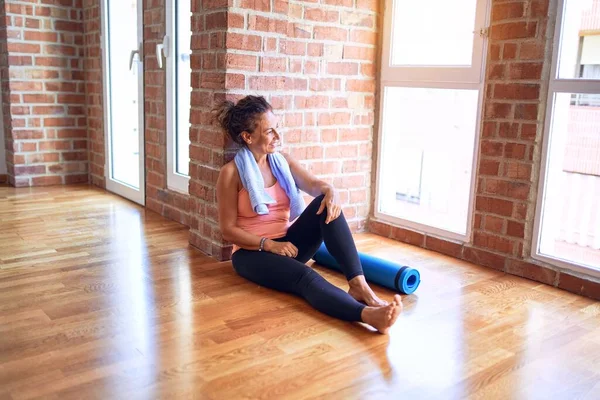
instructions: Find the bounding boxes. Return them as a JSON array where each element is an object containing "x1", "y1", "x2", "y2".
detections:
[{"x1": 233, "y1": 181, "x2": 291, "y2": 253}]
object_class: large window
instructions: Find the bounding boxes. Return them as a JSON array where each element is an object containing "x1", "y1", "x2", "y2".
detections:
[
  {"x1": 165, "y1": 0, "x2": 191, "y2": 193},
  {"x1": 375, "y1": 0, "x2": 490, "y2": 240},
  {"x1": 533, "y1": 0, "x2": 600, "y2": 275}
]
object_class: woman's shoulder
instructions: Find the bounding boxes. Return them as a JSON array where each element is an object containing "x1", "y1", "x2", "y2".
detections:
[
  {"x1": 278, "y1": 151, "x2": 300, "y2": 169},
  {"x1": 219, "y1": 160, "x2": 242, "y2": 190},
  {"x1": 221, "y1": 159, "x2": 237, "y2": 173},
  {"x1": 278, "y1": 151, "x2": 295, "y2": 165}
]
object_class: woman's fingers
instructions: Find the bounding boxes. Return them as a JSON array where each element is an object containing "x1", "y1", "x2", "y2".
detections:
[
  {"x1": 288, "y1": 243, "x2": 298, "y2": 258},
  {"x1": 316, "y1": 200, "x2": 326, "y2": 215},
  {"x1": 278, "y1": 243, "x2": 298, "y2": 258},
  {"x1": 325, "y1": 204, "x2": 341, "y2": 224}
]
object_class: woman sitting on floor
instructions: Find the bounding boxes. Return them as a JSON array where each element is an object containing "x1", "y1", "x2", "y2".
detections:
[{"x1": 215, "y1": 95, "x2": 402, "y2": 334}]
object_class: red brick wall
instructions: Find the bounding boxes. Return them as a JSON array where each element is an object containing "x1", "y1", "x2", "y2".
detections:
[
  {"x1": 143, "y1": 0, "x2": 191, "y2": 227},
  {"x1": 241, "y1": 0, "x2": 378, "y2": 230},
  {"x1": 369, "y1": 0, "x2": 600, "y2": 301},
  {"x1": 189, "y1": 0, "x2": 380, "y2": 260},
  {"x1": 2, "y1": 0, "x2": 88, "y2": 187},
  {"x1": 83, "y1": 0, "x2": 104, "y2": 188},
  {"x1": 474, "y1": 0, "x2": 547, "y2": 267},
  {"x1": 188, "y1": 0, "x2": 229, "y2": 259}
]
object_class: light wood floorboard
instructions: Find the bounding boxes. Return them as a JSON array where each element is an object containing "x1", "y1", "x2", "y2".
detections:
[{"x1": 1, "y1": 185, "x2": 599, "y2": 399}]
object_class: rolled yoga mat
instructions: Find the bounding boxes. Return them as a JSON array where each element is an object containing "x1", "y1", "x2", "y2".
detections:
[{"x1": 312, "y1": 243, "x2": 421, "y2": 295}]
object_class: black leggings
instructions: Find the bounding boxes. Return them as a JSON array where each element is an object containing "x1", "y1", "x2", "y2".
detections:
[{"x1": 231, "y1": 195, "x2": 366, "y2": 322}]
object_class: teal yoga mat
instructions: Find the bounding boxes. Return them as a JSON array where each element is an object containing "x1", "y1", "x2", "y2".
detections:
[{"x1": 313, "y1": 243, "x2": 421, "y2": 295}]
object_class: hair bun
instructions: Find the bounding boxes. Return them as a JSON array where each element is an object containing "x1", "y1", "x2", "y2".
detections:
[{"x1": 215, "y1": 100, "x2": 235, "y2": 133}]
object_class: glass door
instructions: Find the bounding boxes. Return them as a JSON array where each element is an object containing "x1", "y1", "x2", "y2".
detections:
[{"x1": 101, "y1": 0, "x2": 145, "y2": 205}]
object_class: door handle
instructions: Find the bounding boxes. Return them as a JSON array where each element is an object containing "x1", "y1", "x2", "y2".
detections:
[
  {"x1": 473, "y1": 27, "x2": 489, "y2": 37},
  {"x1": 156, "y1": 45, "x2": 163, "y2": 69},
  {"x1": 129, "y1": 42, "x2": 143, "y2": 70},
  {"x1": 156, "y1": 35, "x2": 169, "y2": 69},
  {"x1": 129, "y1": 49, "x2": 139, "y2": 70}
]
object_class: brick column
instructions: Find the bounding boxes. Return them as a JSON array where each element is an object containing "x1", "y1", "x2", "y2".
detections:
[
  {"x1": 83, "y1": 0, "x2": 104, "y2": 188},
  {"x1": 188, "y1": 0, "x2": 231, "y2": 259},
  {"x1": 472, "y1": 1, "x2": 550, "y2": 269}
]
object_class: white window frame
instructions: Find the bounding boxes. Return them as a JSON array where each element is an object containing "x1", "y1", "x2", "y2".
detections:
[
  {"x1": 532, "y1": 0, "x2": 600, "y2": 278},
  {"x1": 374, "y1": 0, "x2": 490, "y2": 242},
  {"x1": 165, "y1": 0, "x2": 190, "y2": 194},
  {"x1": 381, "y1": 0, "x2": 489, "y2": 84}
]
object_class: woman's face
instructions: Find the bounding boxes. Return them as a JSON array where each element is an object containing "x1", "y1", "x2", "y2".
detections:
[{"x1": 243, "y1": 111, "x2": 281, "y2": 155}]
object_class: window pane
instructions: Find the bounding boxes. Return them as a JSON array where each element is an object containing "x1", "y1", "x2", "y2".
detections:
[
  {"x1": 558, "y1": 0, "x2": 600, "y2": 80},
  {"x1": 176, "y1": 1, "x2": 191, "y2": 176},
  {"x1": 538, "y1": 92, "x2": 600, "y2": 269},
  {"x1": 378, "y1": 87, "x2": 479, "y2": 235},
  {"x1": 391, "y1": 0, "x2": 477, "y2": 66}
]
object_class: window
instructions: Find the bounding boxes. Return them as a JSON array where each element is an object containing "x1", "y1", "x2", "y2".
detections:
[
  {"x1": 375, "y1": 0, "x2": 490, "y2": 240},
  {"x1": 165, "y1": 0, "x2": 191, "y2": 193},
  {"x1": 533, "y1": 0, "x2": 600, "y2": 275}
]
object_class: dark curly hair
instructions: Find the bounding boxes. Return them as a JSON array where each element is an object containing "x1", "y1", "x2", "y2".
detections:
[{"x1": 214, "y1": 95, "x2": 273, "y2": 146}]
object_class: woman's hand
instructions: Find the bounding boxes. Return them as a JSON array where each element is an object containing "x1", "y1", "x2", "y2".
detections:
[
  {"x1": 317, "y1": 187, "x2": 342, "y2": 224},
  {"x1": 264, "y1": 240, "x2": 298, "y2": 258}
]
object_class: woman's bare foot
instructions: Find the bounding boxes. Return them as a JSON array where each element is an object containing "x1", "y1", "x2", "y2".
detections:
[
  {"x1": 348, "y1": 275, "x2": 388, "y2": 307},
  {"x1": 360, "y1": 295, "x2": 403, "y2": 334}
]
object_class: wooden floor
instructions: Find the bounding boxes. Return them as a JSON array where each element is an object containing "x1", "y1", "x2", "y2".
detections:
[{"x1": 1, "y1": 185, "x2": 599, "y2": 400}]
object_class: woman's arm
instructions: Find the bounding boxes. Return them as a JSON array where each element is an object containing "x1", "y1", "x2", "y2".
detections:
[
  {"x1": 282, "y1": 152, "x2": 341, "y2": 224},
  {"x1": 217, "y1": 162, "x2": 264, "y2": 251},
  {"x1": 281, "y1": 152, "x2": 333, "y2": 197}
]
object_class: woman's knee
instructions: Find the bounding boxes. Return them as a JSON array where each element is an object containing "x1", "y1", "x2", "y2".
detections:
[
  {"x1": 231, "y1": 259, "x2": 247, "y2": 279},
  {"x1": 313, "y1": 194, "x2": 329, "y2": 217},
  {"x1": 231, "y1": 251, "x2": 254, "y2": 279},
  {"x1": 307, "y1": 194, "x2": 326, "y2": 211},
  {"x1": 296, "y1": 268, "x2": 324, "y2": 292}
]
